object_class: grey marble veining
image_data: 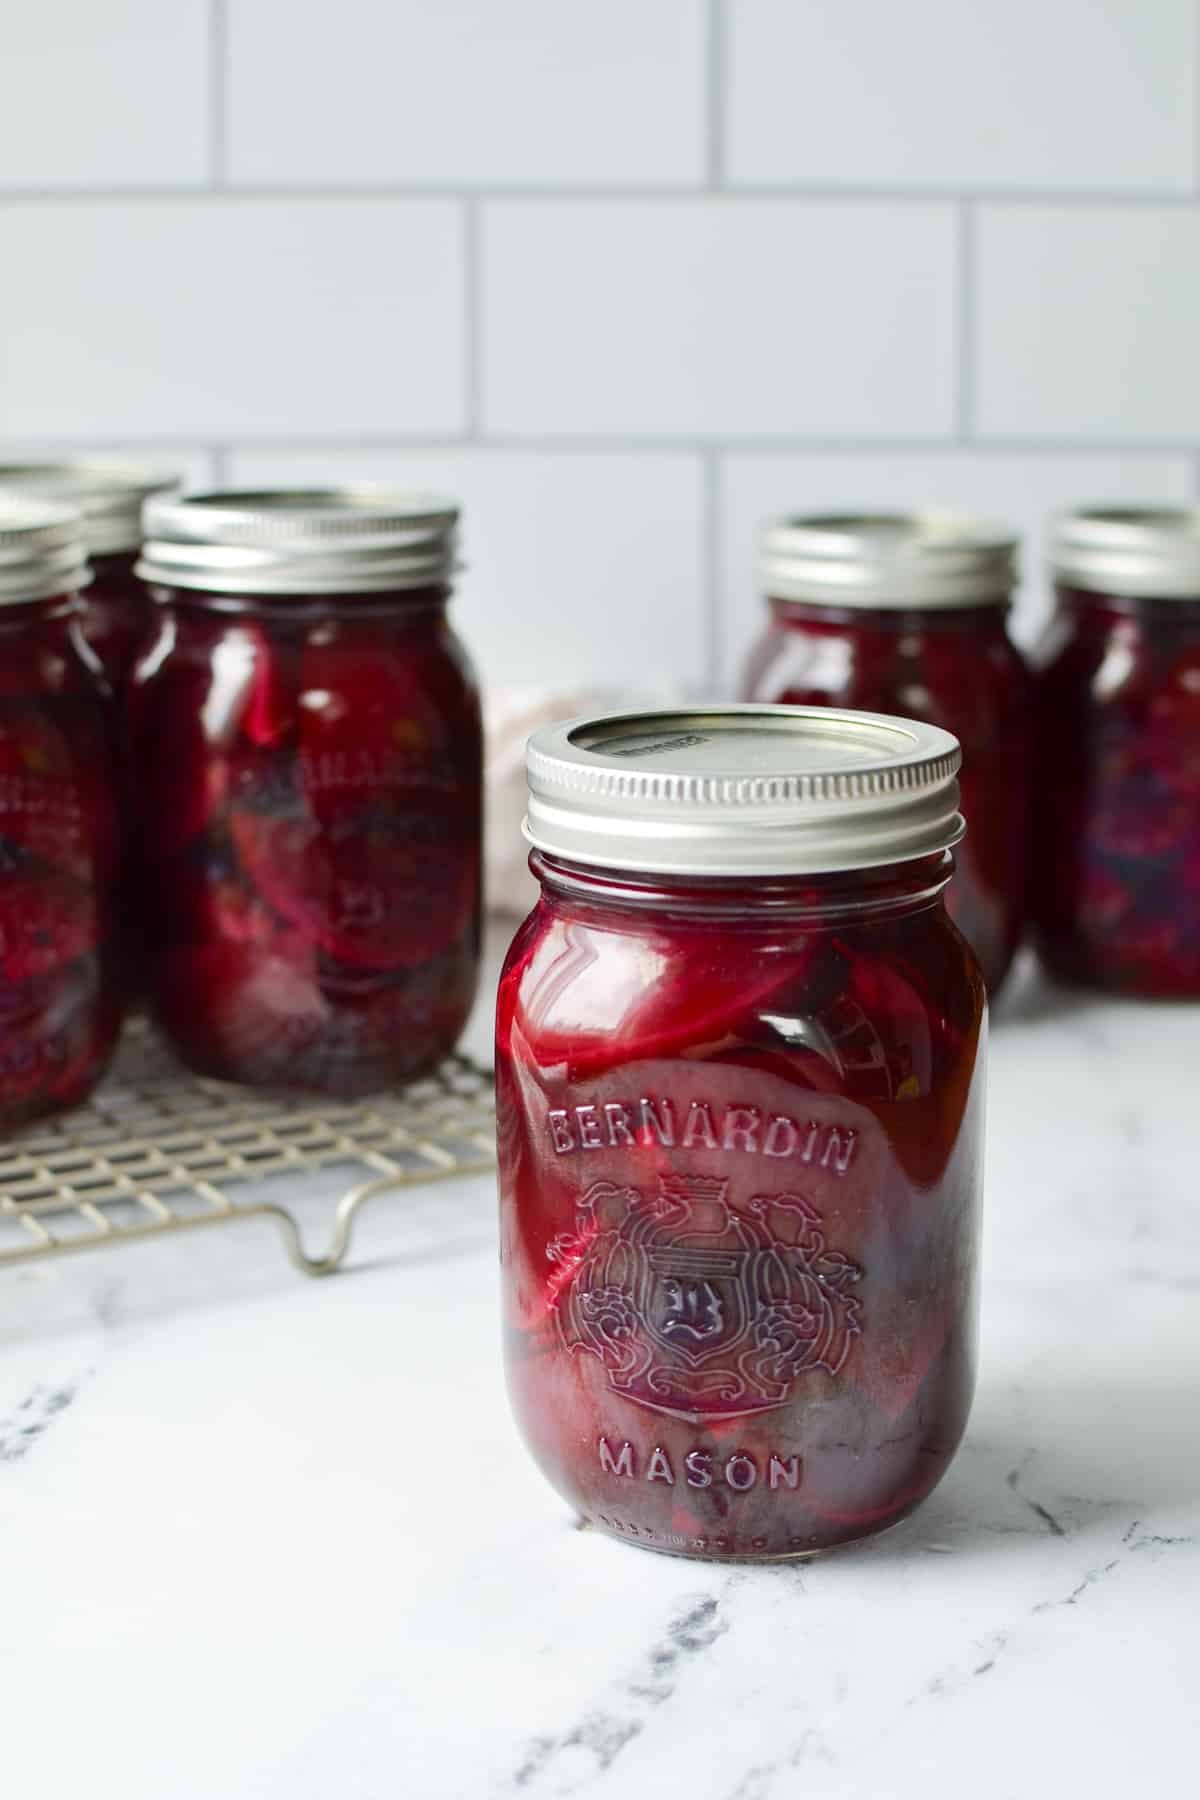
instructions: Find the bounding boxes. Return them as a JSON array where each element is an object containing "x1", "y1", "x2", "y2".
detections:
[{"x1": 1, "y1": 952, "x2": 1197, "y2": 1799}]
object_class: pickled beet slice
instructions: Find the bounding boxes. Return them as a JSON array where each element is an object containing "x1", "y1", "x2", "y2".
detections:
[
  {"x1": 1034, "y1": 585, "x2": 1200, "y2": 994},
  {"x1": 0, "y1": 856, "x2": 99, "y2": 982},
  {"x1": 229, "y1": 782, "x2": 474, "y2": 971},
  {"x1": 508, "y1": 915, "x2": 827, "y2": 1082}
]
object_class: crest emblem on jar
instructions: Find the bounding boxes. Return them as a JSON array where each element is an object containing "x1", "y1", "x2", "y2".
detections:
[{"x1": 546, "y1": 1174, "x2": 863, "y2": 1424}]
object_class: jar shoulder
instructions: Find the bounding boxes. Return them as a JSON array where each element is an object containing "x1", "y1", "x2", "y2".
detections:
[
  {"x1": 742, "y1": 614, "x2": 1031, "y2": 733},
  {"x1": 1035, "y1": 602, "x2": 1200, "y2": 709},
  {"x1": 497, "y1": 899, "x2": 984, "y2": 1105},
  {"x1": 130, "y1": 605, "x2": 482, "y2": 738}
]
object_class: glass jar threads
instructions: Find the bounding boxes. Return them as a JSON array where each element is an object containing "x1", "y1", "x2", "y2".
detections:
[
  {"x1": 130, "y1": 489, "x2": 483, "y2": 1095},
  {"x1": 742, "y1": 513, "x2": 1032, "y2": 995},
  {"x1": 497, "y1": 706, "x2": 986, "y2": 1560},
  {"x1": 0, "y1": 501, "x2": 123, "y2": 1126},
  {"x1": 1035, "y1": 507, "x2": 1200, "y2": 996},
  {"x1": 0, "y1": 462, "x2": 178, "y2": 687}
]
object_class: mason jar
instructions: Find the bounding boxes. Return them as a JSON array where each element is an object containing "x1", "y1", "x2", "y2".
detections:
[
  {"x1": 1035, "y1": 506, "x2": 1200, "y2": 995},
  {"x1": 742, "y1": 513, "x2": 1032, "y2": 994},
  {"x1": 0, "y1": 500, "x2": 123, "y2": 1126},
  {"x1": 0, "y1": 462, "x2": 179, "y2": 686},
  {"x1": 497, "y1": 706, "x2": 986, "y2": 1559},
  {"x1": 130, "y1": 489, "x2": 483, "y2": 1095}
]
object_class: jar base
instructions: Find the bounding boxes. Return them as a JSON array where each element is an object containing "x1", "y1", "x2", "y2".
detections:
[{"x1": 582, "y1": 1512, "x2": 905, "y2": 1564}]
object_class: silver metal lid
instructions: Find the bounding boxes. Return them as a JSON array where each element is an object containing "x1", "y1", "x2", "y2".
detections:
[
  {"x1": 0, "y1": 499, "x2": 91, "y2": 606},
  {"x1": 762, "y1": 510, "x2": 1017, "y2": 609},
  {"x1": 525, "y1": 705, "x2": 963, "y2": 877},
  {"x1": 0, "y1": 460, "x2": 178, "y2": 556},
  {"x1": 139, "y1": 488, "x2": 459, "y2": 597},
  {"x1": 1051, "y1": 506, "x2": 1200, "y2": 598}
]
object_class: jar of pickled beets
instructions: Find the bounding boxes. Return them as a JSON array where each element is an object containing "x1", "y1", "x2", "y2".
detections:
[
  {"x1": 0, "y1": 500, "x2": 123, "y2": 1126},
  {"x1": 741, "y1": 513, "x2": 1033, "y2": 994},
  {"x1": 130, "y1": 489, "x2": 483, "y2": 1095},
  {"x1": 0, "y1": 462, "x2": 178, "y2": 687},
  {"x1": 1035, "y1": 507, "x2": 1200, "y2": 996},
  {"x1": 497, "y1": 705, "x2": 986, "y2": 1560}
]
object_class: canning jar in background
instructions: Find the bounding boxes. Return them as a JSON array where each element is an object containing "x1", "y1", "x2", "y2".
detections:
[
  {"x1": 497, "y1": 706, "x2": 986, "y2": 1560},
  {"x1": 1035, "y1": 507, "x2": 1200, "y2": 996},
  {"x1": 0, "y1": 501, "x2": 123, "y2": 1126},
  {"x1": 741, "y1": 514, "x2": 1032, "y2": 995},
  {"x1": 130, "y1": 490, "x2": 483, "y2": 1095},
  {"x1": 0, "y1": 462, "x2": 178, "y2": 687}
]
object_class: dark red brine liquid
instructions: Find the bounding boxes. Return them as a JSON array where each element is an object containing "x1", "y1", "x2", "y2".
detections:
[
  {"x1": 743, "y1": 601, "x2": 1032, "y2": 994},
  {"x1": 129, "y1": 586, "x2": 483, "y2": 1094},
  {"x1": 1034, "y1": 584, "x2": 1200, "y2": 995},
  {"x1": 80, "y1": 549, "x2": 151, "y2": 688},
  {"x1": 497, "y1": 852, "x2": 986, "y2": 1558},
  {"x1": 0, "y1": 595, "x2": 123, "y2": 1125}
]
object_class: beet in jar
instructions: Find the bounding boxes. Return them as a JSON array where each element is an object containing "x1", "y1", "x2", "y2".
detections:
[
  {"x1": 497, "y1": 706, "x2": 986, "y2": 1560},
  {"x1": 131, "y1": 489, "x2": 483, "y2": 1095},
  {"x1": 741, "y1": 513, "x2": 1032, "y2": 995},
  {"x1": 0, "y1": 462, "x2": 179, "y2": 687},
  {"x1": 0, "y1": 500, "x2": 123, "y2": 1126},
  {"x1": 1035, "y1": 507, "x2": 1200, "y2": 996}
]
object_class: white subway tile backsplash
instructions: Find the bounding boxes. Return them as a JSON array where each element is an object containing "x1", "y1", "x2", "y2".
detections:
[
  {"x1": 727, "y1": 0, "x2": 1196, "y2": 195},
  {"x1": 976, "y1": 206, "x2": 1200, "y2": 442},
  {"x1": 228, "y1": 447, "x2": 705, "y2": 690},
  {"x1": 0, "y1": 201, "x2": 464, "y2": 439},
  {"x1": 229, "y1": 0, "x2": 705, "y2": 187},
  {"x1": 719, "y1": 451, "x2": 1197, "y2": 680},
  {"x1": 0, "y1": 1, "x2": 210, "y2": 188},
  {"x1": 0, "y1": 2, "x2": 1194, "y2": 683},
  {"x1": 483, "y1": 200, "x2": 957, "y2": 438}
]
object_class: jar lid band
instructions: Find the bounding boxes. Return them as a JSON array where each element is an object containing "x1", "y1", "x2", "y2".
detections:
[
  {"x1": 0, "y1": 499, "x2": 91, "y2": 605},
  {"x1": 0, "y1": 461, "x2": 179, "y2": 556},
  {"x1": 138, "y1": 488, "x2": 459, "y2": 596},
  {"x1": 525, "y1": 705, "x2": 964, "y2": 877},
  {"x1": 761, "y1": 511, "x2": 1017, "y2": 609},
  {"x1": 1051, "y1": 506, "x2": 1200, "y2": 598}
]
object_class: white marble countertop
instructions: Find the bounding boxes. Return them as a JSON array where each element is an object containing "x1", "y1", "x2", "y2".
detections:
[{"x1": 2, "y1": 944, "x2": 1197, "y2": 1799}]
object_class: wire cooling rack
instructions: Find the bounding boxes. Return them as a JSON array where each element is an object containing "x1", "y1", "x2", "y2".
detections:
[{"x1": 0, "y1": 1023, "x2": 496, "y2": 1278}]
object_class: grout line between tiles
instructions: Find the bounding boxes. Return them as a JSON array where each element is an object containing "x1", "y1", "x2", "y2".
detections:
[
  {"x1": 0, "y1": 185, "x2": 1196, "y2": 208},
  {"x1": 956, "y1": 198, "x2": 975, "y2": 443},
  {"x1": 701, "y1": 450, "x2": 722, "y2": 697},
  {"x1": 4, "y1": 434, "x2": 1200, "y2": 459},
  {"x1": 208, "y1": 0, "x2": 228, "y2": 188},
  {"x1": 463, "y1": 198, "x2": 482, "y2": 439},
  {"x1": 706, "y1": 0, "x2": 726, "y2": 190}
]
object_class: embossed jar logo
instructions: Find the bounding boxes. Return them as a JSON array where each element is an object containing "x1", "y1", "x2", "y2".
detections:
[{"x1": 547, "y1": 1174, "x2": 862, "y2": 1424}]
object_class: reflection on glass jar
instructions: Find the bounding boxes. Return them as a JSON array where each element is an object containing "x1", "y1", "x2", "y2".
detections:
[
  {"x1": 497, "y1": 706, "x2": 986, "y2": 1560},
  {"x1": 0, "y1": 500, "x2": 123, "y2": 1127},
  {"x1": 130, "y1": 489, "x2": 483, "y2": 1095},
  {"x1": 0, "y1": 462, "x2": 179, "y2": 688},
  {"x1": 1035, "y1": 507, "x2": 1200, "y2": 996},
  {"x1": 741, "y1": 513, "x2": 1032, "y2": 995}
]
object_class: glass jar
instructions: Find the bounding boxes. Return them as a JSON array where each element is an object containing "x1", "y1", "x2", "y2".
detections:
[
  {"x1": 0, "y1": 501, "x2": 123, "y2": 1126},
  {"x1": 1035, "y1": 507, "x2": 1200, "y2": 996},
  {"x1": 497, "y1": 706, "x2": 986, "y2": 1560},
  {"x1": 130, "y1": 489, "x2": 483, "y2": 1095},
  {"x1": 0, "y1": 462, "x2": 179, "y2": 687},
  {"x1": 741, "y1": 513, "x2": 1032, "y2": 995}
]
